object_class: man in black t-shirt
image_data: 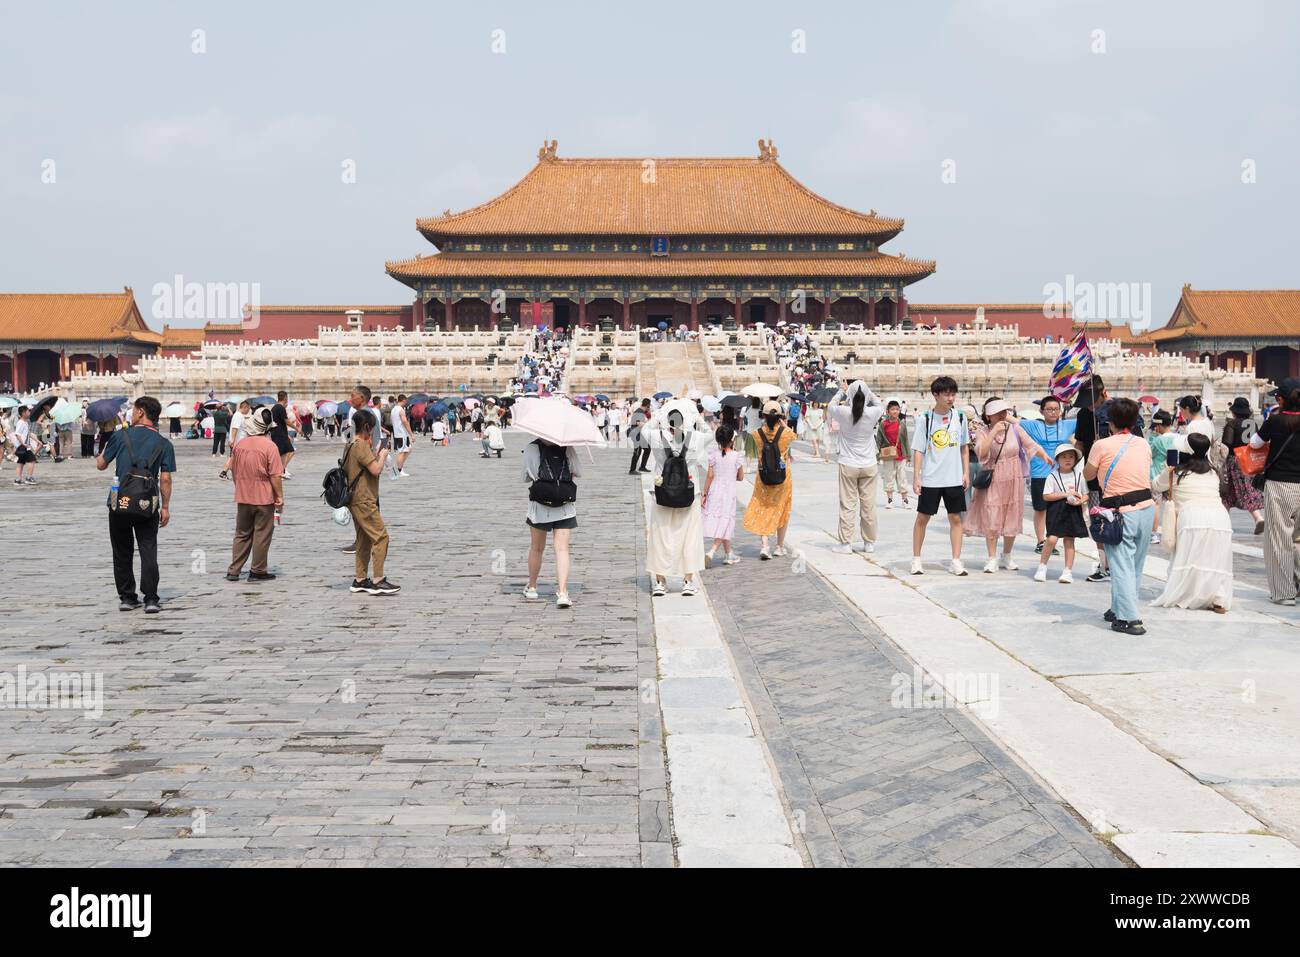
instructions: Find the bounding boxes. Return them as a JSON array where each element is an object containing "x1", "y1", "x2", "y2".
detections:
[{"x1": 270, "y1": 390, "x2": 295, "y2": 479}]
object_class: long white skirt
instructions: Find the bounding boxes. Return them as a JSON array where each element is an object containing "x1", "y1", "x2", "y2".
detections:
[
  {"x1": 1151, "y1": 503, "x2": 1234, "y2": 611},
  {"x1": 647, "y1": 501, "x2": 705, "y2": 578}
]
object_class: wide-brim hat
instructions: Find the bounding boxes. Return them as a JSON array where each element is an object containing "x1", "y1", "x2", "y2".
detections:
[
  {"x1": 1229, "y1": 397, "x2": 1252, "y2": 415},
  {"x1": 1054, "y1": 443, "x2": 1080, "y2": 462},
  {"x1": 983, "y1": 399, "x2": 1012, "y2": 417}
]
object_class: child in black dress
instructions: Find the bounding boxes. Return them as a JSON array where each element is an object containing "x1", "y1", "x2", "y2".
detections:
[{"x1": 1034, "y1": 444, "x2": 1089, "y2": 583}]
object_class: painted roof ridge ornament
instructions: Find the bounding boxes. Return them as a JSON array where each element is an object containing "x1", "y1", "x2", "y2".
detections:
[
  {"x1": 537, "y1": 139, "x2": 558, "y2": 162},
  {"x1": 757, "y1": 138, "x2": 778, "y2": 161}
]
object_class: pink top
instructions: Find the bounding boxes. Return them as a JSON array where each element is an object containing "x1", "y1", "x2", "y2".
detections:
[{"x1": 1087, "y1": 432, "x2": 1154, "y2": 512}]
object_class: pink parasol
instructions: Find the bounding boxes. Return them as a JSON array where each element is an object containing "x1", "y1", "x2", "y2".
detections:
[{"x1": 510, "y1": 397, "x2": 604, "y2": 447}]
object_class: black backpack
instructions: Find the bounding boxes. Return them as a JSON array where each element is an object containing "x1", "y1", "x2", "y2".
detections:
[
  {"x1": 654, "y1": 446, "x2": 695, "y2": 507},
  {"x1": 321, "y1": 443, "x2": 363, "y2": 509},
  {"x1": 109, "y1": 429, "x2": 165, "y2": 522},
  {"x1": 529, "y1": 442, "x2": 577, "y2": 507},
  {"x1": 757, "y1": 425, "x2": 787, "y2": 486}
]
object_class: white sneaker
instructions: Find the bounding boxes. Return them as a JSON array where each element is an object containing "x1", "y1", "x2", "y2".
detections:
[
  {"x1": 950, "y1": 560, "x2": 969, "y2": 577},
  {"x1": 853, "y1": 541, "x2": 875, "y2": 554},
  {"x1": 773, "y1": 546, "x2": 786, "y2": 558},
  {"x1": 1150, "y1": 533, "x2": 1161, "y2": 545},
  {"x1": 681, "y1": 580, "x2": 698, "y2": 597},
  {"x1": 556, "y1": 592, "x2": 572, "y2": 608},
  {"x1": 832, "y1": 543, "x2": 854, "y2": 554},
  {"x1": 1033, "y1": 565, "x2": 1047, "y2": 583},
  {"x1": 652, "y1": 581, "x2": 667, "y2": 597},
  {"x1": 983, "y1": 558, "x2": 998, "y2": 574},
  {"x1": 1058, "y1": 568, "x2": 1074, "y2": 584},
  {"x1": 1000, "y1": 554, "x2": 1019, "y2": 571},
  {"x1": 723, "y1": 554, "x2": 741, "y2": 565},
  {"x1": 910, "y1": 557, "x2": 924, "y2": 575},
  {"x1": 760, "y1": 547, "x2": 772, "y2": 561},
  {"x1": 885, "y1": 500, "x2": 895, "y2": 510},
  {"x1": 398, "y1": 470, "x2": 410, "y2": 478},
  {"x1": 523, "y1": 586, "x2": 539, "y2": 600}
]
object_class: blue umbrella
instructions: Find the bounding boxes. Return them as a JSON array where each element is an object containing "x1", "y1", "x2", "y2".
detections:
[
  {"x1": 248, "y1": 395, "x2": 275, "y2": 408},
  {"x1": 657, "y1": 321, "x2": 668, "y2": 330},
  {"x1": 595, "y1": 394, "x2": 610, "y2": 402},
  {"x1": 653, "y1": 391, "x2": 672, "y2": 400},
  {"x1": 85, "y1": 397, "x2": 127, "y2": 423},
  {"x1": 429, "y1": 402, "x2": 449, "y2": 418}
]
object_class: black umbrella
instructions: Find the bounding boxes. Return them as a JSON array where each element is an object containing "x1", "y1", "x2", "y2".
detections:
[
  {"x1": 408, "y1": 392, "x2": 431, "y2": 406},
  {"x1": 27, "y1": 395, "x2": 58, "y2": 419},
  {"x1": 810, "y1": 386, "x2": 839, "y2": 403},
  {"x1": 85, "y1": 397, "x2": 127, "y2": 423},
  {"x1": 720, "y1": 395, "x2": 751, "y2": 410},
  {"x1": 248, "y1": 394, "x2": 275, "y2": 408},
  {"x1": 787, "y1": 393, "x2": 810, "y2": 404},
  {"x1": 496, "y1": 395, "x2": 516, "y2": 407}
]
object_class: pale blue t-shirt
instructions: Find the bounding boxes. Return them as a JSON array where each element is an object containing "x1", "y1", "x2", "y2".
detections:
[
  {"x1": 915, "y1": 409, "x2": 969, "y2": 488},
  {"x1": 1020, "y1": 418, "x2": 1077, "y2": 479}
]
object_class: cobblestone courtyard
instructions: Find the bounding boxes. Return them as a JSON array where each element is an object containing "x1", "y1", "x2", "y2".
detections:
[
  {"x1": 4, "y1": 433, "x2": 1131, "y2": 867},
  {"x1": 1, "y1": 435, "x2": 659, "y2": 866}
]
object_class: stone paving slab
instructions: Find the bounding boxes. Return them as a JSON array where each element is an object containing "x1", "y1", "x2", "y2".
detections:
[
  {"x1": 705, "y1": 510, "x2": 1119, "y2": 868},
  {"x1": 0, "y1": 433, "x2": 667, "y2": 866}
]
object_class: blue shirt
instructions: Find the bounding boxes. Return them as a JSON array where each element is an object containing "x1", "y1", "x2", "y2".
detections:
[
  {"x1": 1020, "y1": 418, "x2": 1077, "y2": 479},
  {"x1": 102, "y1": 426, "x2": 177, "y2": 482}
]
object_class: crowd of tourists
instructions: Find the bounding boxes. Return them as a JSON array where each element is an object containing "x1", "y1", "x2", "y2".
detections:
[{"x1": 35, "y1": 359, "x2": 1300, "y2": 630}]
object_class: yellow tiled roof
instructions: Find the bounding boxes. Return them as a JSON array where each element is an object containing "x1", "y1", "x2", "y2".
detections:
[
  {"x1": 417, "y1": 149, "x2": 906, "y2": 239},
  {"x1": 1163, "y1": 287, "x2": 1300, "y2": 338},
  {"x1": 161, "y1": 325, "x2": 206, "y2": 349},
  {"x1": 386, "y1": 252, "x2": 936, "y2": 284},
  {"x1": 0, "y1": 290, "x2": 161, "y2": 344}
]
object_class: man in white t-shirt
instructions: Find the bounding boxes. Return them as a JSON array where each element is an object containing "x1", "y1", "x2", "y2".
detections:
[
  {"x1": 391, "y1": 395, "x2": 412, "y2": 477},
  {"x1": 229, "y1": 400, "x2": 250, "y2": 447},
  {"x1": 911, "y1": 375, "x2": 970, "y2": 577},
  {"x1": 12, "y1": 405, "x2": 42, "y2": 485}
]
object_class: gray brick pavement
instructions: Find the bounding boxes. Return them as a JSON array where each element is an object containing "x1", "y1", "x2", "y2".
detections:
[
  {"x1": 0, "y1": 433, "x2": 667, "y2": 866},
  {"x1": 707, "y1": 542, "x2": 1122, "y2": 868}
]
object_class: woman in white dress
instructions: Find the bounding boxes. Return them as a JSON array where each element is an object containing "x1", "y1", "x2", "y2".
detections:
[
  {"x1": 645, "y1": 398, "x2": 713, "y2": 597},
  {"x1": 1151, "y1": 432, "x2": 1234, "y2": 613}
]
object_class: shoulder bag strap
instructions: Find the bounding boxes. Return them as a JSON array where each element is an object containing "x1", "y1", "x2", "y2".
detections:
[{"x1": 1101, "y1": 435, "x2": 1134, "y2": 497}]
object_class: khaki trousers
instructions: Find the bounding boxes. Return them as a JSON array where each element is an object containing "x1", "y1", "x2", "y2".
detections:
[
  {"x1": 229, "y1": 503, "x2": 275, "y2": 575},
  {"x1": 879, "y1": 457, "x2": 908, "y2": 494},
  {"x1": 838, "y1": 464, "x2": 879, "y2": 544},
  {"x1": 350, "y1": 499, "x2": 389, "y2": 581}
]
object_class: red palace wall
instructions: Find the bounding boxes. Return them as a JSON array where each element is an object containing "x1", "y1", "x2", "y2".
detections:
[
  {"x1": 908, "y1": 306, "x2": 1075, "y2": 340},
  {"x1": 203, "y1": 307, "x2": 415, "y2": 344}
]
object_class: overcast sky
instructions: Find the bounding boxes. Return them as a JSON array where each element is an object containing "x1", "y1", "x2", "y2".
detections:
[{"x1": 2, "y1": 0, "x2": 1296, "y2": 329}]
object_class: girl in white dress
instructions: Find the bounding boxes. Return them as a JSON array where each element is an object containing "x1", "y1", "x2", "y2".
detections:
[{"x1": 1151, "y1": 432, "x2": 1234, "y2": 613}]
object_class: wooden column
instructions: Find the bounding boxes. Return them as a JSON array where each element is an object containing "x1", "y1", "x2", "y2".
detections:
[
  {"x1": 734, "y1": 298, "x2": 742, "y2": 325},
  {"x1": 412, "y1": 297, "x2": 425, "y2": 330},
  {"x1": 898, "y1": 295, "x2": 908, "y2": 324},
  {"x1": 578, "y1": 297, "x2": 586, "y2": 329},
  {"x1": 689, "y1": 298, "x2": 699, "y2": 330},
  {"x1": 621, "y1": 298, "x2": 631, "y2": 331},
  {"x1": 777, "y1": 294, "x2": 786, "y2": 325},
  {"x1": 12, "y1": 350, "x2": 22, "y2": 392},
  {"x1": 867, "y1": 297, "x2": 877, "y2": 328},
  {"x1": 445, "y1": 299, "x2": 456, "y2": 332}
]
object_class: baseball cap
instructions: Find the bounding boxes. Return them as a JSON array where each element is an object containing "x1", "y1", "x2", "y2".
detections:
[{"x1": 1269, "y1": 377, "x2": 1300, "y2": 397}]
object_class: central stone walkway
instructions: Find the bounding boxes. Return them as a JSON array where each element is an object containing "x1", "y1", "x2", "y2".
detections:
[
  {"x1": 0, "y1": 432, "x2": 664, "y2": 866},
  {"x1": 706, "y1": 546, "x2": 1120, "y2": 867}
]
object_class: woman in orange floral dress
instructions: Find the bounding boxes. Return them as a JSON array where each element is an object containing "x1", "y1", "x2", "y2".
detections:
[{"x1": 743, "y1": 400, "x2": 796, "y2": 560}]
